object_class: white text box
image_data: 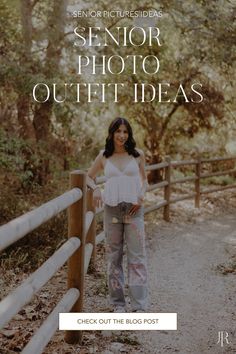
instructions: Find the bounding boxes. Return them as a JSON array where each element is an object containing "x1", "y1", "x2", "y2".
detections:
[{"x1": 59, "y1": 313, "x2": 177, "y2": 330}]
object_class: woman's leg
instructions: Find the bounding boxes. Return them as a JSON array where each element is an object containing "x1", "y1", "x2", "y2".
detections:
[
  {"x1": 104, "y1": 205, "x2": 126, "y2": 307},
  {"x1": 124, "y1": 207, "x2": 148, "y2": 311}
]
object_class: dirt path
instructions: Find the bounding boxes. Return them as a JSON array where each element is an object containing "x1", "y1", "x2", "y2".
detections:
[
  {"x1": 1, "y1": 194, "x2": 236, "y2": 353},
  {"x1": 136, "y1": 213, "x2": 236, "y2": 354}
]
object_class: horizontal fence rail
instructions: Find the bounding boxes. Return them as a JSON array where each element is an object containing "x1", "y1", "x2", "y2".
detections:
[
  {"x1": 200, "y1": 168, "x2": 236, "y2": 179},
  {"x1": 200, "y1": 183, "x2": 236, "y2": 194},
  {"x1": 0, "y1": 155, "x2": 236, "y2": 352},
  {"x1": 171, "y1": 176, "x2": 197, "y2": 185},
  {"x1": 201, "y1": 156, "x2": 236, "y2": 163},
  {"x1": 0, "y1": 188, "x2": 82, "y2": 252},
  {"x1": 0, "y1": 237, "x2": 81, "y2": 329},
  {"x1": 147, "y1": 180, "x2": 168, "y2": 191},
  {"x1": 22, "y1": 288, "x2": 80, "y2": 354}
]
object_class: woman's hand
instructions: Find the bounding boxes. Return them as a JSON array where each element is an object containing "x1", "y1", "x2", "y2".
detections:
[
  {"x1": 128, "y1": 197, "x2": 144, "y2": 216},
  {"x1": 93, "y1": 188, "x2": 103, "y2": 208},
  {"x1": 128, "y1": 204, "x2": 140, "y2": 216}
]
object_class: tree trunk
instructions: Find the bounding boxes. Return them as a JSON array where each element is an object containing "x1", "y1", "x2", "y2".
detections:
[
  {"x1": 145, "y1": 139, "x2": 163, "y2": 183},
  {"x1": 33, "y1": 101, "x2": 53, "y2": 141},
  {"x1": 17, "y1": 0, "x2": 35, "y2": 140},
  {"x1": 33, "y1": 0, "x2": 67, "y2": 141},
  {"x1": 17, "y1": 95, "x2": 35, "y2": 140},
  {"x1": 143, "y1": 104, "x2": 180, "y2": 183},
  {"x1": 140, "y1": 115, "x2": 163, "y2": 183}
]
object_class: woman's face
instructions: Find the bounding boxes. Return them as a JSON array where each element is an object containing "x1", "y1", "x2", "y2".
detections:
[{"x1": 113, "y1": 124, "x2": 129, "y2": 148}]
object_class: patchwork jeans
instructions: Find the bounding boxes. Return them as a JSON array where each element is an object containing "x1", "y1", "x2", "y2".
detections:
[{"x1": 104, "y1": 202, "x2": 148, "y2": 311}]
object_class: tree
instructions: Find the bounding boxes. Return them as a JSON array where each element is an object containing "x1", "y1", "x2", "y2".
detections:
[
  {"x1": 81, "y1": 0, "x2": 234, "y2": 181},
  {"x1": 33, "y1": 0, "x2": 67, "y2": 140},
  {"x1": 17, "y1": 0, "x2": 36, "y2": 140}
]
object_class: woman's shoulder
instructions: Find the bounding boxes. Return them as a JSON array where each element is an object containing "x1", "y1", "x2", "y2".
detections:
[
  {"x1": 99, "y1": 149, "x2": 105, "y2": 156},
  {"x1": 135, "y1": 148, "x2": 145, "y2": 160},
  {"x1": 93, "y1": 149, "x2": 106, "y2": 166},
  {"x1": 98, "y1": 149, "x2": 107, "y2": 167},
  {"x1": 135, "y1": 148, "x2": 144, "y2": 156},
  {"x1": 134, "y1": 149, "x2": 145, "y2": 166}
]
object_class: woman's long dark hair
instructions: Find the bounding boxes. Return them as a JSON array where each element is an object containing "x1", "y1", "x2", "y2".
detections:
[{"x1": 103, "y1": 117, "x2": 140, "y2": 158}]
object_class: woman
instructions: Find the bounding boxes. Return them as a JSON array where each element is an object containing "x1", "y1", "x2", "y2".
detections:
[{"x1": 87, "y1": 117, "x2": 148, "y2": 312}]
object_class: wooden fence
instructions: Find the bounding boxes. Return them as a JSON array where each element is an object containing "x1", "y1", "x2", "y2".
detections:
[{"x1": 0, "y1": 156, "x2": 236, "y2": 353}]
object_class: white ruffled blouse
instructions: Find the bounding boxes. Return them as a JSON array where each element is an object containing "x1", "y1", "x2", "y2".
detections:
[{"x1": 102, "y1": 157, "x2": 142, "y2": 206}]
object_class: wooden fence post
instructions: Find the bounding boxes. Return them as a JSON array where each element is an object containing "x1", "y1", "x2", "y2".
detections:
[
  {"x1": 65, "y1": 170, "x2": 86, "y2": 344},
  {"x1": 163, "y1": 156, "x2": 171, "y2": 221},
  {"x1": 195, "y1": 155, "x2": 201, "y2": 208},
  {"x1": 86, "y1": 188, "x2": 96, "y2": 273}
]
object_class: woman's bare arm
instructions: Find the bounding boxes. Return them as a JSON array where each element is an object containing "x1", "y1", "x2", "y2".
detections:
[
  {"x1": 87, "y1": 151, "x2": 104, "y2": 189},
  {"x1": 87, "y1": 151, "x2": 104, "y2": 208},
  {"x1": 138, "y1": 149, "x2": 149, "y2": 199},
  {"x1": 129, "y1": 149, "x2": 148, "y2": 215}
]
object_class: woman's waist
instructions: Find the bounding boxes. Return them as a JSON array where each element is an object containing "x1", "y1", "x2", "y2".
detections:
[
  {"x1": 104, "y1": 173, "x2": 140, "y2": 181},
  {"x1": 104, "y1": 175, "x2": 141, "y2": 185},
  {"x1": 104, "y1": 202, "x2": 143, "y2": 220}
]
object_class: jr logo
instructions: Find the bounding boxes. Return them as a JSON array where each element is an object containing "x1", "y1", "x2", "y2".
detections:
[{"x1": 217, "y1": 331, "x2": 230, "y2": 347}]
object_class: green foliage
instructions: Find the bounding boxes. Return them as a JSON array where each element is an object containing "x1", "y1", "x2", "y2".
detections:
[
  {"x1": 0, "y1": 0, "x2": 21, "y2": 54},
  {"x1": 0, "y1": 129, "x2": 56, "y2": 190},
  {"x1": 0, "y1": 211, "x2": 68, "y2": 272},
  {"x1": 0, "y1": 129, "x2": 27, "y2": 169},
  {"x1": 1, "y1": 0, "x2": 235, "y2": 161},
  {"x1": 0, "y1": 0, "x2": 235, "y2": 174}
]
